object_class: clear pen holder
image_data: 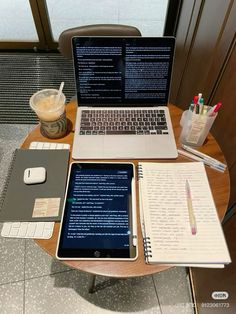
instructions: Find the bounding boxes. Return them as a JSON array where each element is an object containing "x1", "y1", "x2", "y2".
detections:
[{"x1": 180, "y1": 110, "x2": 218, "y2": 146}]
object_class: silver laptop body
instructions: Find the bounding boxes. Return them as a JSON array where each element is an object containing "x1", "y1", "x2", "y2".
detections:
[{"x1": 71, "y1": 36, "x2": 178, "y2": 159}]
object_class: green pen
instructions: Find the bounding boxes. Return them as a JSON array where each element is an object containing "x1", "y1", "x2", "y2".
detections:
[{"x1": 199, "y1": 98, "x2": 204, "y2": 114}]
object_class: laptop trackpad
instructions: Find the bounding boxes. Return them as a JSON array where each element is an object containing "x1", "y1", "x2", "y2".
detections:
[{"x1": 104, "y1": 136, "x2": 146, "y2": 158}]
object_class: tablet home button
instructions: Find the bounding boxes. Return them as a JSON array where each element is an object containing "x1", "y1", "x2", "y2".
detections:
[{"x1": 94, "y1": 251, "x2": 101, "y2": 258}]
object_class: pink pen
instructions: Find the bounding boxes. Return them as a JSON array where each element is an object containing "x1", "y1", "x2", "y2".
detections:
[
  {"x1": 207, "y1": 102, "x2": 222, "y2": 117},
  {"x1": 213, "y1": 102, "x2": 222, "y2": 114},
  {"x1": 193, "y1": 96, "x2": 198, "y2": 113},
  {"x1": 193, "y1": 96, "x2": 198, "y2": 104}
]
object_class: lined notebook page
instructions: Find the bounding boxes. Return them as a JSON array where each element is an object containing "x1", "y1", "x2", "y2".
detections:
[{"x1": 139, "y1": 162, "x2": 231, "y2": 265}]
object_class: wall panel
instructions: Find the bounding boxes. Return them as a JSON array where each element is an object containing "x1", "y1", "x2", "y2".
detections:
[{"x1": 172, "y1": 0, "x2": 236, "y2": 206}]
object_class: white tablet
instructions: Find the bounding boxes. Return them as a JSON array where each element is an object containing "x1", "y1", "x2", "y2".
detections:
[{"x1": 56, "y1": 162, "x2": 137, "y2": 260}]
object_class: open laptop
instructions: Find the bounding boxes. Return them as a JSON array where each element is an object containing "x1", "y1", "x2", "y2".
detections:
[{"x1": 71, "y1": 36, "x2": 177, "y2": 159}]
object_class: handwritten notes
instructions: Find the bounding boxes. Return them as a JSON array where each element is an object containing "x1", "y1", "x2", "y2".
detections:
[{"x1": 139, "y1": 162, "x2": 231, "y2": 267}]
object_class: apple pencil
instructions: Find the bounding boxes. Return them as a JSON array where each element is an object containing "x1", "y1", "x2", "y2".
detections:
[
  {"x1": 186, "y1": 180, "x2": 197, "y2": 235},
  {"x1": 131, "y1": 178, "x2": 137, "y2": 246}
]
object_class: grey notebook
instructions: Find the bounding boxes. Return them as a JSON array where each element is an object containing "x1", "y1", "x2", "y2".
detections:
[{"x1": 0, "y1": 149, "x2": 69, "y2": 222}]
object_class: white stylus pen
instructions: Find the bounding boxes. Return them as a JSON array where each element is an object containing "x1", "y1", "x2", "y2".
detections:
[
  {"x1": 182, "y1": 144, "x2": 226, "y2": 169},
  {"x1": 131, "y1": 178, "x2": 137, "y2": 246},
  {"x1": 185, "y1": 180, "x2": 197, "y2": 235}
]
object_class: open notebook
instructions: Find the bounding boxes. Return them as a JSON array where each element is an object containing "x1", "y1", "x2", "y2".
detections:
[{"x1": 138, "y1": 162, "x2": 231, "y2": 268}]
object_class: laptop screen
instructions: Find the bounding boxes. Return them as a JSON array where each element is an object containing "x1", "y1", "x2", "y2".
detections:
[{"x1": 72, "y1": 37, "x2": 175, "y2": 105}]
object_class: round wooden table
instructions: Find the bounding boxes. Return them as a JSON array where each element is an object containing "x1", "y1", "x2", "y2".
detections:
[{"x1": 21, "y1": 100, "x2": 230, "y2": 279}]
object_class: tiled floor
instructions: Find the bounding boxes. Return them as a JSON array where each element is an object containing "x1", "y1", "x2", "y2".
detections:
[{"x1": 0, "y1": 124, "x2": 194, "y2": 314}]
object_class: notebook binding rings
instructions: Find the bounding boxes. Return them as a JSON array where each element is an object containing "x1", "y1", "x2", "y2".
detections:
[
  {"x1": 0, "y1": 150, "x2": 17, "y2": 210},
  {"x1": 143, "y1": 237, "x2": 152, "y2": 258},
  {"x1": 137, "y1": 165, "x2": 143, "y2": 180}
]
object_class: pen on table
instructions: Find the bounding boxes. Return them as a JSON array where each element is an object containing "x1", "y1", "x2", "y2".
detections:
[
  {"x1": 178, "y1": 149, "x2": 225, "y2": 172},
  {"x1": 182, "y1": 144, "x2": 226, "y2": 169},
  {"x1": 131, "y1": 178, "x2": 137, "y2": 246},
  {"x1": 185, "y1": 180, "x2": 197, "y2": 235},
  {"x1": 181, "y1": 144, "x2": 226, "y2": 169}
]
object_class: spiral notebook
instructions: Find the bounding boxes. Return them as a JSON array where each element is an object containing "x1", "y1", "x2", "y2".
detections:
[
  {"x1": 0, "y1": 149, "x2": 69, "y2": 222},
  {"x1": 138, "y1": 162, "x2": 231, "y2": 268}
]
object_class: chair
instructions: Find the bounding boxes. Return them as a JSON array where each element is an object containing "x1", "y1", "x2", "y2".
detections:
[{"x1": 58, "y1": 24, "x2": 142, "y2": 59}]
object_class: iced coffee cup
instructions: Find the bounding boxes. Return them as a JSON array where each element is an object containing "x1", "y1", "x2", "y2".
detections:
[{"x1": 30, "y1": 88, "x2": 67, "y2": 138}]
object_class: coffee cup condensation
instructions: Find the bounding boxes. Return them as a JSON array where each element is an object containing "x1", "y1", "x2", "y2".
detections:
[{"x1": 30, "y1": 89, "x2": 67, "y2": 138}]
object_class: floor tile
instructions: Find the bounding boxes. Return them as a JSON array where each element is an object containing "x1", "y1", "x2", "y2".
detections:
[
  {"x1": 0, "y1": 124, "x2": 35, "y2": 192},
  {"x1": 0, "y1": 124, "x2": 31, "y2": 142},
  {"x1": 0, "y1": 124, "x2": 34, "y2": 285},
  {"x1": 0, "y1": 122, "x2": 31, "y2": 157},
  {"x1": 153, "y1": 267, "x2": 194, "y2": 314},
  {"x1": 25, "y1": 239, "x2": 71, "y2": 279},
  {"x1": 25, "y1": 271, "x2": 161, "y2": 314},
  {"x1": 0, "y1": 124, "x2": 32, "y2": 175},
  {"x1": 0, "y1": 235, "x2": 25, "y2": 285},
  {"x1": 0, "y1": 281, "x2": 24, "y2": 314}
]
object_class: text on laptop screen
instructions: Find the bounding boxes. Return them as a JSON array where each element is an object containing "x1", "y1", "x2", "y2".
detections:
[{"x1": 72, "y1": 37, "x2": 175, "y2": 105}]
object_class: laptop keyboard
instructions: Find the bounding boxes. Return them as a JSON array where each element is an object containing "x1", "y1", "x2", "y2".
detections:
[{"x1": 79, "y1": 109, "x2": 169, "y2": 135}]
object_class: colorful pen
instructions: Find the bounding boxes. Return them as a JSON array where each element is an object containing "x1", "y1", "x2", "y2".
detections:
[
  {"x1": 207, "y1": 102, "x2": 222, "y2": 116},
  {"x1": 193, "y1": 95, "x2": 198, "y2": 104},
  {"x1": 197, "y1": 93, "x2": 202, "y2": 104},
  {"x1": 199, "y1": 98, "x2": 204, "y2": 114},
  {"x1": 213, "y1": 102, "x2": 222, "y2": 114},
  {"x1": 193, "y1": 95, "x2": 198, "y2": 113}
]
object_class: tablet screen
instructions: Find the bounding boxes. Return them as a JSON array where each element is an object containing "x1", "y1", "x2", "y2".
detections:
[{"x1": 57, "y1": 162, "x2": 136, "y2": 259}]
